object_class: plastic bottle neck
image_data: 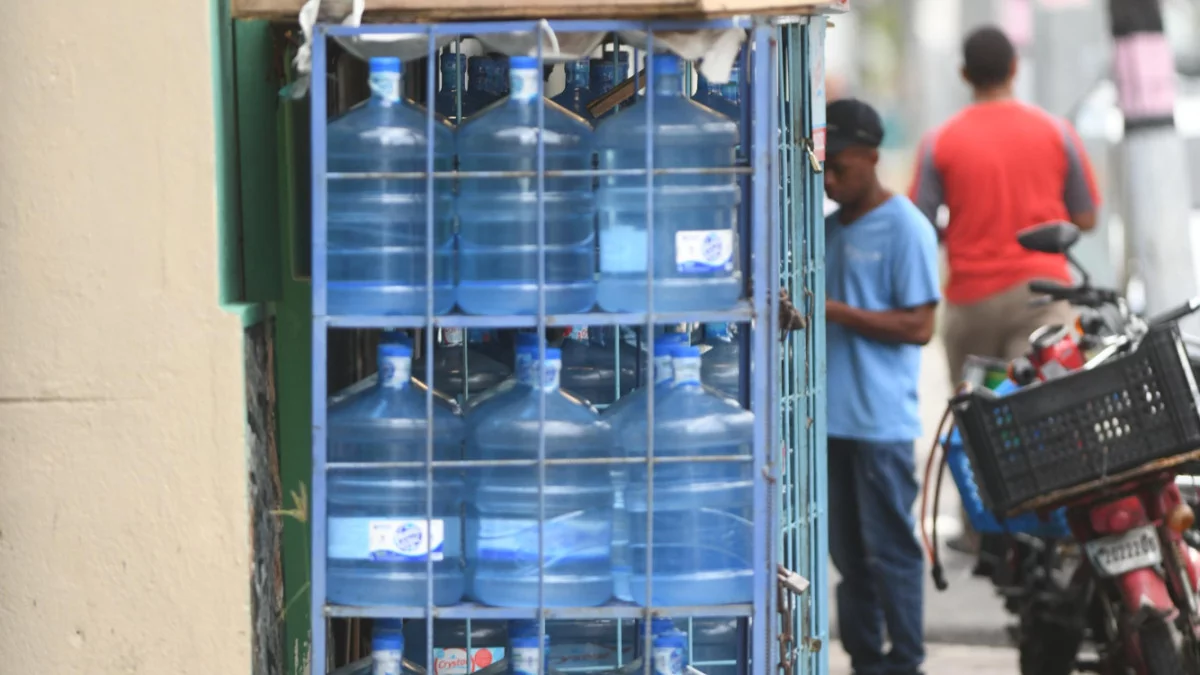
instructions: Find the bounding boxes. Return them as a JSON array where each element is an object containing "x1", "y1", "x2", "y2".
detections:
[
  {"x1": 515, "y1": 353, "x2": 536, "y2": 387},
  {"x1": 510, "y1": 67, "x2": 540, "y2": 103},
  {"x1": 673, "y1": 357, "x2": 702, "y2": 387},
  {"x1": 369, "y1": 70, "x2": 402, "y2": 107},
  {"x1": 379, "y1": 353, "x2": 412, "y2": 390},
  {"x1": 537, "y1": 359, "x2": 562, "y2": 392},
  {"x1": 654, "y1": 72, "x2": 683, "y2": 97},
  {"x1": 654, "y1": 355, "x2": 674, "y2": 384}
]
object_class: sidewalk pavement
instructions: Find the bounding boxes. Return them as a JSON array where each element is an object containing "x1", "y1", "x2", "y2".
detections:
[{"x1": 828, "y1": 643, "x2": 1019, "y2": 675}]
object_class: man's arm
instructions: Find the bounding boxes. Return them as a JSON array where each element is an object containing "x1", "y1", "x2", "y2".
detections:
[
  {"x1": 827, "y1": 301, "x2": 936, "y2": 345},
  {"x1": 908, "y1": 134, "x2": 945, "y2": 240},
  {"x1": 1059, "y1": 119, "x2": 1101, "y2": 232}
]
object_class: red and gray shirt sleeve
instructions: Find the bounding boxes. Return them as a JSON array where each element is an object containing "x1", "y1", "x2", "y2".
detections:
[
  {"x1": 1056, "y1": 118, "x2": 1102, "y2": 216},
  {"x1": 908, "y1": 132, "x2": 944, "y2": 237}
]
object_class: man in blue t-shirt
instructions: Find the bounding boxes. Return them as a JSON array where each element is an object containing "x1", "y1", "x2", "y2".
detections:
[{"x1": 822, "y1": 98, "x2": 940, "y2": 675}]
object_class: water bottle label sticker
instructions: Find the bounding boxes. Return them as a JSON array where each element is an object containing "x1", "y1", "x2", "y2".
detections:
[
  {"x1": 512, "y1": 647, "x2": 541, "y2": 675},
  {"x1": 433, "y1": 647, "x2": 505, "y2": 675},
  {"x1": 675, "y1": 230, "x2": 735, "y2": 274},
  {"x1": 380, "y1": 355, "x2": 411, "y2": 389},
  {"x1": 653, "y1": 647, "x2": 685, "y2": 675},
  {"x1": 600, "y1": 226, "x2": 648, "y2": 273},
  {"x1": 511, "y1": 68, "x2": 540, "y2": 103},
  {"x1": 326, "y1": 517, "x2": 450, "y2": 561},
  {"x1": 374, "y1": 650, "x2": 403, "y2": 675},
  {"x1": 369, "y1": 72, "x2": 401, "y2": 105},
  {"x1": 442, "y1": 328, "x2": 465, "y2": 346},
  {"x1": 475, "y1": 514, "x2": 610, "y2": 564}
]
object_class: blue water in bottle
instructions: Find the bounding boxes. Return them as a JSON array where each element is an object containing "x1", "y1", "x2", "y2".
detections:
[
  {"x1": 594, "y1": 54, "x2": 742, "y2": 313},
  {"x1": 327, "y1": 57, "x2": 455, "y2": 316},
  {"x1": 436, "y1": 52, "x2": 478, "y2": 124},
  {"x1": 373, "y1": 629, "x2": 404, "y2": 675},
  {"x1": 604, "y1": 335, "x2": 688, "y2": 602},
  {"x1": 465, "y1": 348, "x2": 615, "y2": 607},
  {"x1": 700, "y1": 323, "x2": 739, "y2": 400},
  {"x1": 457, "y1": 56, "x2": 597, "y2": 316},
  {"x1": 326, "y1": 344, "x2": 466, "y2": 607},
  {"x1": 621, "y1": 346, "x2": 754, "y2": 606},
  {"x1": 553, "y1": 60, "x2": 596, "y2": 118}
]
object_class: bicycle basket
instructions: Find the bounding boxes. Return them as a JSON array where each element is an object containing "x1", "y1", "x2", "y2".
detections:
[{"x1": 951, "y1": 324, "x2": 1200, "y2": 516}]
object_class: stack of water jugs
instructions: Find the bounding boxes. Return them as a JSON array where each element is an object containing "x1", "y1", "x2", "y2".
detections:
[{"x1": 326, "y1": 49, "x2": 748, "y2": 675}]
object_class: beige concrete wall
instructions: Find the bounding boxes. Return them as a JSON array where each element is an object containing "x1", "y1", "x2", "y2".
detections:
[{"x1": 0, "y1": 2, "x2": 251, "y2": 674}]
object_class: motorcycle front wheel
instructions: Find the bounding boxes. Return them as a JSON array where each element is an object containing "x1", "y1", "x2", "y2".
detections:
[
  {"x1": 1139, "y1": 618, "x2": 1186, "y2": 675},
  {"x1": 1019, "y1": 616, "x2": 1082, "y2": 675}
]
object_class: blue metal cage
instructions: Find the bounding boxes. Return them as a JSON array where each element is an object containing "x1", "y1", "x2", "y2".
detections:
[{"x1": 309, "y1": 16, "x2": 828, "y2": 675}]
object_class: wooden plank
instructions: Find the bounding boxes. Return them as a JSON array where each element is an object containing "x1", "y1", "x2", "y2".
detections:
[{"x1": 232, "y1": 0, "x2": 848, "y2": 21}]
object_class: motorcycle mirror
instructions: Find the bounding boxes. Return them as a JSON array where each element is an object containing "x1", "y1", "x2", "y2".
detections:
[{"x1": 1017, "y1": 221, "x2": 1081, "y2": 255}]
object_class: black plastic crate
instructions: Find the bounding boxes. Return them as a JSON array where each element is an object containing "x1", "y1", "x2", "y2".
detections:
[{"x1": 952, "y1": 325, "x2": 1200, "y2": 515}]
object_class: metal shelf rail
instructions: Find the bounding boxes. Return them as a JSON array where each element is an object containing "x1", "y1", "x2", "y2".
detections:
[{"x1": 308, "y1": 16, "x2": 825, "y2": 675}]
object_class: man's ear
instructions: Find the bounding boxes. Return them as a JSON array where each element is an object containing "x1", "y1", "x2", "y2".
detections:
[
  {"x1": 960, "y1": 65, "x2": 969, "y2": 85},
  {"x1": 1007, "y1": 57, "x2": 1018, "y2": 82},
  {"x1": 868, "y1": 147, "x2": 881, "y2": 165}
]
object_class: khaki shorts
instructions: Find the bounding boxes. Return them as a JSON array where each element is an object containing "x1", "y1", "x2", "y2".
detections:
[{"x1": 942, "y1": 280, "x2": 1077, "y2": 385}]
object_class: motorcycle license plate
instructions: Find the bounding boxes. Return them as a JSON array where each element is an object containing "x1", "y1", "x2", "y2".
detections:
[{"x1": 1084, "y1": 525, "x2": 1163, "y2": 577}]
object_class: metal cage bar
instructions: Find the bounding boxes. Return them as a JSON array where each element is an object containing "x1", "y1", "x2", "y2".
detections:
[{"x1": 309, "y1": 16, "x2": 825, "y2": 675}]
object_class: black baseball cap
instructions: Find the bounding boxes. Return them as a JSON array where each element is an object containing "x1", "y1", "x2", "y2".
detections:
[{"x1": 826, "y1": 98, "x2": 884, "y2": 157}]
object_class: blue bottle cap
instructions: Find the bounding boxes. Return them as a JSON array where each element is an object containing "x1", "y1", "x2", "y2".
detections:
[
  {"x1": 370, "y1": 56, "x2": 402, "y2": 74},
  {"x1": 379, "y1": 343, "x2": 413, "y2": 358},
  {"x1": 515, "y1": 332, "x2": 541, "y2": 348},
  {"x1": 674, "y1": 345, "x2": 702, "y2": 359},
  {"x1": 372, "y1": 631, "x2": 404, "y2": 651},
  {"x1": 380, "y1": 330, "x2": 412, "y2": 345},
  {"x1": 655, "y1": 333, "x2": 690, "y2": 346},
  {"x1": 651, "y1": 53, "x2": 681, "y2": 75},
  {"x1": 655, "y1": 338, "x2": 686, "y2": 355},
  {"x1": 510, "y1": 55, "x2": 539, "y2": 70},
  {"x1": 650, "y1": 617, "x2": 677, "y2": 635},
  {"x1": 375, "y1": 619, "x2": 404, "y2": 632},
  {"x1": 543, "y1": 347, "x2": 562, "y2": 361}
]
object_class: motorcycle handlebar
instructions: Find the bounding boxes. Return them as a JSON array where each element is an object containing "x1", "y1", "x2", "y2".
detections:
[
  {"x1": 1028, "y1": 280, "x2": 1072, "y2": 297},
  {"x1": 1148, "y1": 297, "x2": 1200, "y2": 327}
]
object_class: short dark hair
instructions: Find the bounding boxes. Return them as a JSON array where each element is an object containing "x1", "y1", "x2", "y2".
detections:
[{"x1": 962, "y1": 27, "x2": 1016, "y2": 89}]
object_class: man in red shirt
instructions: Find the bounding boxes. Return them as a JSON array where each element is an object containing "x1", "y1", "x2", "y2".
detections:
[{"x1": 909, "y1": 26, "x2": 1101, "y2": 553}]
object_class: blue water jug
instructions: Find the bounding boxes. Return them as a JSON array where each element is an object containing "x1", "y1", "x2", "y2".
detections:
[
  {"x1": 436, "y1": 52, "x2": 481, "y2": 124},
  {"x1": 462, "y1": 332, "x2": 541, "y2": 416},
  {"x1": 487, "y1": 57, "x2": 511, "y2": 98},
  {"x1": 604, "y1": 334, "x2": 688, "y2": 601},
  {"x1": 590, "y1": 51, "x2": 631, "y2": 120},
  {"x1": 700, "y1": 323, "x2": 740, "y2": 400},
  {"x1": 559, "y1": 326, "x2": 639, "y2": 407},
  {"x1": 691, "y1": 73, "x2": 738, "y2": 120},
  {"x1": 553, "y1": 60, "x2": 596, "y2": 118},
  {"x1": 540, "y1": 619, "x2": 635, "y2": 671},
  {"x1": 326, "y1": 344, "x2": 466, "y2": 607},
  {"x1": 468, "y1": 57, "x2": 501, "y2": 110},
  {"x1": 465, "y1": 348, "x2": 615, "y2": 607},
  {"x1": 326, "y1": 57, "x2": 455, "y2": 316},
  {"x1": 621, "y1": 346, "x2": 754, "y2": 606},
  {"x1": 403, "y1": 619, "x2": 508, "y2": 675},
  {"x1": 594, "y1": 54, "x2": 742, "y2": 313},
  {"x1": 414, "y1": 328, "x2": 511, "y2": 403},
  {"x1": 508, "y1": 621, "x2": 549, "y2": 675},
  {"x1": 457, "y1": 56, "x2": 597, "y2": 316}
]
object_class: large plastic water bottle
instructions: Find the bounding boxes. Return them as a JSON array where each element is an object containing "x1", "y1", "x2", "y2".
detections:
[
  {"x1": 621, "y1": 346, "x2": 754, "y2": 606},
  {"x1": 541, "y1": 619, "x2": 636, "y2": 671},
  {"x1": 414, "y1": 328, "x2": 511, "y2": 403},
  {"x1": 487, "y1": 56, "x2": 511, "y2": 98},
  {"x1": 457, "y1": 56, "x2": 597, "y2": 316},
  {"x1": 700, "y1": 323, "x2": 740, "y2": 400},
  {"x1": 553, "y1": 60, "x2": 596, "y2": 118},
  {"x1": 603, "y1": 334, "x2": 690, "y2": 601},
  {"x1": 508, "y1": 622, "x2": 549, "y2": 675},
  {"x1": 590, "y1": 52, "x2": 630, "y2": 120},
  {"x1": 468, "y1": 57, "x2": 501, "y2": 110},
  {"x1": 559, "y1": 326, "x2": 639, "y2": 407},
  {"x1": 326, "y1": 345, "x2": 466, "y2": 608},
  {"x1": 463, "y1": 333, "x2": 541, "y2": 415},
  {"x1": 465, "y1": 348, "x2": 615, "y2": 607},
  {"x1": 403, "y1": 619, "x2": 508, "y2": 675},
  {"x1": 595, "y1": 54, "x2": 742, "y2": 313},
  {"x1": 652, "y1": 631, "x2": 686, "y2": 675},
  {"x1": 327, "y1": 57, "x2": 455, "y2": 316},
  {"x1": 436, "y1": 52, "x2": 478, "y2": 124}
]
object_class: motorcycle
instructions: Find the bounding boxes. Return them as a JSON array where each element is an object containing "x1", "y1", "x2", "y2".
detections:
[{"x1": 924, "y1": 220, "x2": 1200, "y2": 674}]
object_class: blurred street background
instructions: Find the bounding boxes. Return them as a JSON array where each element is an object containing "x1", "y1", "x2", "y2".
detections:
[{"x1": 823, "y1": 0, "x2": 1200, "y2": 671}]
